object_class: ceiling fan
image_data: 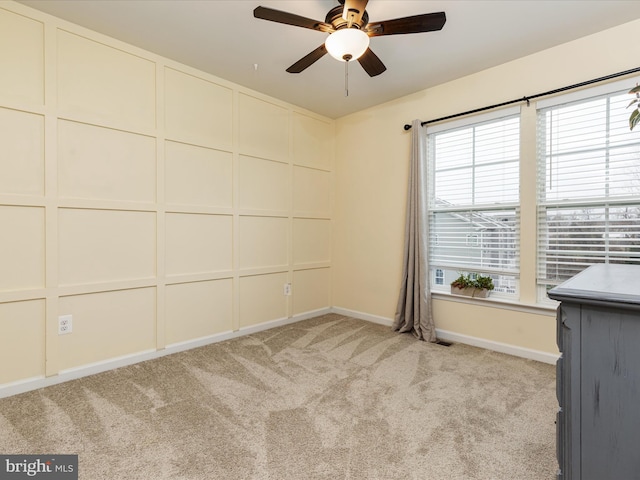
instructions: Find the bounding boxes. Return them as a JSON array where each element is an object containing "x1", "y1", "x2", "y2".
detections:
[{"x1": 253, "y1": 0, "x2": 446, "y2": 77}]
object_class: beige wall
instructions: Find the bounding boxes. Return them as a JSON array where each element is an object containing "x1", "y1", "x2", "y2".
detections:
[
  {"x1": 0, "y1": 2, "x2": 333, "y2": 388},
  {"x1": 2, "y1": 0, "x2": 638, "y2": 391},
  {"x1": 332, "y1": 18, "x2": 640, "y2": 356}
]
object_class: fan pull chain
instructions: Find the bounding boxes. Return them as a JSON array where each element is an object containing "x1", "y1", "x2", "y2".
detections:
[
  {"x1": 345, "y1": 60, "x2": 349, "y2": 97},
  {"x1": 343, "y1": 54, "x2": 352, "y2": 97}
]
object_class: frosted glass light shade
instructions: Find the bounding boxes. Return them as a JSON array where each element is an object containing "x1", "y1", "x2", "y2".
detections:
[{"x1": 325, "y1": 28, "x2": 370, "y2": 61}]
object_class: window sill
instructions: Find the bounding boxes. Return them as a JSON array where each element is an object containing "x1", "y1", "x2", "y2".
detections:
[{"x1": 431, "y1": 290, "x2": 557, "y2": 316}]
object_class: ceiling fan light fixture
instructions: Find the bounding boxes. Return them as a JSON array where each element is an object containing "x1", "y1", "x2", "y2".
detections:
[{"x1": 325, "y1": 28, "x2": 369, "y2": 62}]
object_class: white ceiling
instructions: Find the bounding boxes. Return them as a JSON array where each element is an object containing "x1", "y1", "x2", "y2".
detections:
[{"x1": 17, "y1": 0, "x2": 640, "y2": 119}]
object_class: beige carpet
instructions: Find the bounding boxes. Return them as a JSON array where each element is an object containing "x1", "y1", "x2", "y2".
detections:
[{"x1": 0, "y1": 314, "x2": 557, "y2": 479}]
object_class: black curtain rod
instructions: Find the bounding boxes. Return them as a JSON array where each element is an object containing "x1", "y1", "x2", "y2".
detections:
[{"x1": 403, "y1": 66, "x2": 640, "y2": 131}]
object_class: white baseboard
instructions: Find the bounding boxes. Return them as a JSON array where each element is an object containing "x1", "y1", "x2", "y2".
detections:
[
  {"x1": 236, "y1": 307, "x2": 332, "y2": 336},
  {"x1": 0, "y1": 307, "x2": 332, "y2": 399},
  {"x1": 435, "y1": 329, "x2": 559, "y2": 364},
  {"x1": 0, "y1": 305, "x2": 557, "y2": 398},
  {"x1": 0, "y1": 350, "x2": 164, "y2": 400},
  {"x1": 331, "y1": 307, "x2": 393, "y2": 326},
  {"x1": 331, "y1": 306, "x2": 559, "y2": 365}
]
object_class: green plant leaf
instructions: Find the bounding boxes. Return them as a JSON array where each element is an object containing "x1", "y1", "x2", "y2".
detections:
[
  {"x1": 451, "y1": 272, "x2": 495, "y2": 290},
  {"x1": 628, "y1": 98, "x2": 639, "y2": 108},
  {"x1": 629, "y1": 85, "x2": 640, "y2": 94},
  {"x1": 451, "y1": 273, "x2": 473, "y2": 289},
  {"x1": 630, "y1": 109, "x2": 640, "y2": 130},
  {"x1": 473, "y1": 274, "x2": 495, "y2": 291}
]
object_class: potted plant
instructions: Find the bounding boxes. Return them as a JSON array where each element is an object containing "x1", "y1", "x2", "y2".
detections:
[
  {"x1": 472, "y1": 274, "x2": 495, "y2": 298},
  {"x1": 450, "y1": 273, "x2": 494, "y2": 298},
  {"x1": 450, "y1": 273, "x2": 475, "y2": 296}
]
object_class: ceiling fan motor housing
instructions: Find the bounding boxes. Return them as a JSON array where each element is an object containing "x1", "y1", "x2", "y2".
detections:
[{"x1": 326, "y1": 5, "x2": 369, "y2": 30}]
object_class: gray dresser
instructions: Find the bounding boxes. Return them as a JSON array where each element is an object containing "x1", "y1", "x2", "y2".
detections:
[{"x1": 548, "y1": 264, "x2": 640, "y2": 480}]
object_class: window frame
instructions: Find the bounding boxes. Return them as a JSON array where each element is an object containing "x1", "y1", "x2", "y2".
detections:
[
  {"x1": 536, "y1": 82, "x2": 640, "y2": 300},
  {"x1": 426, "y1": 107, "x2": 521, "y2": 299}
]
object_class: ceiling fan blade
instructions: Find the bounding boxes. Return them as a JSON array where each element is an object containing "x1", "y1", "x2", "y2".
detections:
[
  {"x1": 254, "y1": 6, "x2": 334, "y2": 33},
  {"x1": 357, "y1": 48, "x2": 386, "y2": 77},
  {"x1": 342, "y1": 0, "x2": 369, "y2": 26},
  {"x1": 365, "y1": 12, "x2": 446, "y2": 37},
  {"x1": 286, "y1": 44, "x2": 328, "y2": 73}
]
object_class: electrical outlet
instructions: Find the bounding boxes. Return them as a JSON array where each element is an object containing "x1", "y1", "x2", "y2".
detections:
[
  {"x1": 283, "y1": 283, "x2": 292, "y2": 296},
  {"x1": 58, "y1": 314, "x2": 72, "y2": 335}
]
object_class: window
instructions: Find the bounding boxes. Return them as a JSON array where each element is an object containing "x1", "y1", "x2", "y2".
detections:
[
  {"x1": 537, "y1": 88, "x2": 640, "y2": 297},
  {"x1": 434, "y1": 268, "x2": 444, "y2": 285},
  {"x1": 425, "y1": 78, "x2": 640, "y2": 306},
  {"x1": 427, "y1": 109, "x2": 520, "y2": 296}
]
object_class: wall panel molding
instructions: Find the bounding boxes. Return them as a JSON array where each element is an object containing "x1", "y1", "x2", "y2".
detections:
[{"x1": 0, "y1": 0, "x2": 334, "y2": 394}]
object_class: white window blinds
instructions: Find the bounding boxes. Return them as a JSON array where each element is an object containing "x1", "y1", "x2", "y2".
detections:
[
  {"x1": 537, "y1": 89, "x2": 640, "y2": 289},
  {"x1": 427, "y1": 112, "x2": 520, "y2": 295}
]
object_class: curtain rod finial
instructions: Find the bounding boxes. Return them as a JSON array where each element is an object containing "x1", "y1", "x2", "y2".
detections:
[{"x1": 404, "y1": 124, "x2": 412, "y2": 131}]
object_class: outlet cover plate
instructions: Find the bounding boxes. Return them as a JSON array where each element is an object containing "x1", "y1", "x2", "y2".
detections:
[{"x1": 58, "y1": 314, "x2": 73, "y2": 335}]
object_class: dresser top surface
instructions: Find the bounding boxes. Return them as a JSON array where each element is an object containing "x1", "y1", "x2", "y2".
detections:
[{"x1": 548, "y1": 264, "x2": 640, "y2": 307}]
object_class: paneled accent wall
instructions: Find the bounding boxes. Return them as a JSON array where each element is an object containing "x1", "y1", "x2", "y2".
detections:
[{"x1": 0, "y1": 2, "x2": 333, "y2": 390}]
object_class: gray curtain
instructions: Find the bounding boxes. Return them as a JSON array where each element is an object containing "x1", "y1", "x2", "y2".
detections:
[{"x1": 392, "y1": 119, "x2": 437, "y2": 342}]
